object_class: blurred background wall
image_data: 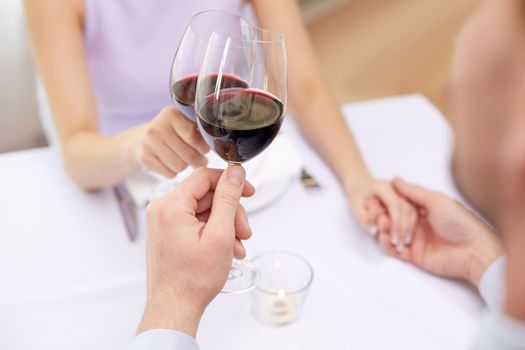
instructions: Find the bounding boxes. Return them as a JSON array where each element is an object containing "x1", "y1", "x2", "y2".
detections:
[
  {"x1": 0, "y1": 0, "x2": 479, "y2": 153},
  {"x1": 0, "y1": 0, "x2": 45, "y2": 153}
]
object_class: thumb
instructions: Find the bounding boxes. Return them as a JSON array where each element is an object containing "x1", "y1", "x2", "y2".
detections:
[
  {"x1": 393, "y1": 177, "x2": 431, "y2": 208},
  {"x1": 203, "y1": 165, "x2": 246, "y2": 247}
]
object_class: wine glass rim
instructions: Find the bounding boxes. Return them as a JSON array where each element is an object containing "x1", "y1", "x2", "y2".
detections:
[
  {"x1": 250, "y1": 250, "x2": 314, "y2": 296},
  {"x1": 209, "y1": 25, "x2": 285, "y2": 47},
  {"x1": 187, "y1": 10, "x2": 252, "y2": 43}
]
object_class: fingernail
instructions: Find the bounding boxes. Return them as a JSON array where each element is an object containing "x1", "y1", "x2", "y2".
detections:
[
  {"x1": 368, "y1": 225, "x2": 378, "y2": 237},
  {"x1": 396, "y1": 243, "x2": 405, "y2": 254},
  {"x1": 404, "y1": 234, "x2": 412, "y2": 245},
  {"x1": 227, "y1": 166, "x2": 244, "y2": 186},
  {"x1": 391, "y1": 232, "x2": 400, "y2": 246}
]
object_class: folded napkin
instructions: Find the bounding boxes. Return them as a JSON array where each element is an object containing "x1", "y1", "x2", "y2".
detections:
[{"x1": 125, "y1": 133, "x2": 303, "y2": 209}]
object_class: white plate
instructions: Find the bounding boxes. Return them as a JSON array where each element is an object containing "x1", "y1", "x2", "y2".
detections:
[{"x1": 241, "y1": 175, "x2": 294, "y2": 213}]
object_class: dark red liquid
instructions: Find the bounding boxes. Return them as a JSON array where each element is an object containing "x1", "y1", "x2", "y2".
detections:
[
  {"x1": 197, "y1": 89, "x2": 284, "y2": 163},
  {"x1": 171, "y1": 74, "x2": 248, "y2": 122}
]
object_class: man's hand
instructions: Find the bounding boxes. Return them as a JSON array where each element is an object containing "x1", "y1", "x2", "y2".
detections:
[
  {"x1": 348, "y1": 177, "x2": 419, "y2": 252},
  {"x1": 136, "y1": 166, "x2": 255, "y2": 338},
  {"x1": 376, "y1": 178, "x2": 504, "y2": 287}
]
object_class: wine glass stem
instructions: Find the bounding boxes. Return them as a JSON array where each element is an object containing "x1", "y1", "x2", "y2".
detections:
[{"x1": 228, "y1": 261, "x2": 244, "y2": 280}]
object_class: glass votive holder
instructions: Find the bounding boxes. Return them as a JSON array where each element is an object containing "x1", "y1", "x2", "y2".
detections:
[{"x1": 251, "y1": 250, "x2": 314, "y2": 326}]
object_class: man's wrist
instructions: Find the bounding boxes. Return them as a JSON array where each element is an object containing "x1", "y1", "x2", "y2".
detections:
[{"x1": 136, "y1": 294, "x2": 205, "y2": 339}]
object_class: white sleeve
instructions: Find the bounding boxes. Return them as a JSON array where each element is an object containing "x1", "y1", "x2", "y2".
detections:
[
  {"x1": 474, "y1": 311, "x2": 525, "y2": 350},
  {"x1": 478, "y1": 256, "x2": 506, "y2": 310},
  {"x1": 128, "y1": 329, "x2": 199, "y2": 350}
]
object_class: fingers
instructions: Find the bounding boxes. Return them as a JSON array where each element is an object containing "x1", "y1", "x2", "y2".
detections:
[
  {"x1": 377, "y1": 232, "x2": 395, "y2": 255},
  {"x1": 396, "y1": 200, "x2": 419, "y2": 253},
  {"x1": 170, "y1": 168, "x2": 222, "y2": 206},
  {"x1": 234, "y1": 239, "x2": 246, "y2": 259},
  {"x1": 140, "y1": 106, "x2": 211, "y2": 176},
  {"x1": 373, "y1": 181, "x2": 420, "y2": 252},
  {"x1": 140, "y1": 153, "x2": 177, "y2": 178},
  {"x1": 364, "y1": 197, "x2": 386, "y2": 237},
  {"x1": 373, "y1": 183, "x2": 403, "y2": 246},
  {"x1": 143, "y1": 135, "x2": 188, "y2": 174},
  {"x1": 196, "y1": 191, "x2": 215, "y2": 214},
  {"x1": 197, "y1": 204, "x2": 251, "y2": 263},
  {"x1": 392, "y1": 178, "x2": 433, "y2": 208},
  {"x1": 197, "y1": 205, "x2": 252, "y2": 242},
  {"x1": 377, "y1": 213, "x2": 391, "y2": 235},
  {"x1": 196, "y1": 209, "x2": 211, "y2": 223},
  {"x1": 377, "y1": 231, "x2": 411, "y2": 262},
  {"x1": 404, "y1": 204, "x2": 418, "y2": 246},
  {"x1": 161, "y1": 127, "x2": 208, "y2": 168},
  {"x1": 203, "y1": 166, "x2": 246, "y2": 250},
  {"x1": 243, "y1": 181, "x2": 256, "y2": 198},
  {"x1": 234, "y1": 205, "x2": 252, "y2": 240},
  {"x1": 170, "y1": 168, "x2": 254, "y2": 215},
  {"x1": 169, "y1": 108, "x2": 210, "y2": 155}
]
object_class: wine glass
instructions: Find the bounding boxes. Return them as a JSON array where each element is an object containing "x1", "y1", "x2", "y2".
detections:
[
  {"x1": 169, "y1": 10, "x2": 252, "y2": 123},
  {"x1": 152, "y1": 11, "x2": 253, "y2": 200},
  {"x1": 195, "y1": 26, "x2": 287, "y2": 293}
]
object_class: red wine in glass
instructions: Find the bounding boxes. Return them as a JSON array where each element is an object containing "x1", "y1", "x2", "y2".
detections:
[
  {"x1": 171, "y1": 73, "x2": 248, "y2": 122},
  {"x1": 197, "y1": 88, "x2": 284, "y2": 163}
]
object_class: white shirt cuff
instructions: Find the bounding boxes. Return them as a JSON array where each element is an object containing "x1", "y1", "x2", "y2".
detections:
[
  {"x1": 474, "y1": 311, "x2": 525, "y2": 350},
  {"x1": 129, "y1": 329, "x2": 199, "y2": 350},
  {"x1": 479, "y1": 255, "x2": 506, "y2": 310}
]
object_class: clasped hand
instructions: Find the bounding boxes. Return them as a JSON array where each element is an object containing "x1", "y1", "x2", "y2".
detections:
[{"x1": 369, "y1": 178, "x2": 504, "y2": 287}]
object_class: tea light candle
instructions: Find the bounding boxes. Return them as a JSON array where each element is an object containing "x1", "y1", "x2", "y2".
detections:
[
  {"x1": 251, "y1": 251, "x2": 313, "y2": 326},
  {"x1": 262, "y1": 289, "x2": 298, "y2": 325}
]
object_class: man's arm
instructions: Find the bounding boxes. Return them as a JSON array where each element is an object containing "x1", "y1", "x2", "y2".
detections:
[{"x1": 128, "y1": 167, "x2": 254, "y2": 349}]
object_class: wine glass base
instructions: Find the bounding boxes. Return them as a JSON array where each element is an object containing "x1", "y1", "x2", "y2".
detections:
[{"x1": 221, "y1": 260, "x2": 260, "y2": 294}]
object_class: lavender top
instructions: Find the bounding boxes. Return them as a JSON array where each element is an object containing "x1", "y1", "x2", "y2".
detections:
[{"x1": 83, "y1": 0, "x2": 245, "y2": 135}]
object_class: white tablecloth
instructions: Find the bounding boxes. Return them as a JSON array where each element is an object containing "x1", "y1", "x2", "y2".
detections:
[{"x1": 0, "y1": 95, "x2": 484, "y2": 350}]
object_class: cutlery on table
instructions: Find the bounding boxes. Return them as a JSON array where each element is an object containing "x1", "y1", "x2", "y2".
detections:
[
  {"x1": 113, "y1": 184, "x2": 139, "y2": 242},
  {"x1": 300, "y1": 169, "x2": 320, "y2": 189}
]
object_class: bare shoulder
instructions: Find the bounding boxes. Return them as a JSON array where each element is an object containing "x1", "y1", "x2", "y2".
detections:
[{"x1": 23, "y1": 0, "x2": 84, "y2": 27}]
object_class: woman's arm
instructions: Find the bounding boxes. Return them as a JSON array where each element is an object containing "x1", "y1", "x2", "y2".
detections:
[
  {"x1": 24, "y1": 0, "x2": 209, "y2": 190},
  {"x1": 24, "y1": 0, "x2": 141, "y2": 189},
  {"x1": 252, "y1": 0, "x2": 368, "y2": 188},
  {"x1": 252, "y1": 0, "x2": 417, "y2": 243}
]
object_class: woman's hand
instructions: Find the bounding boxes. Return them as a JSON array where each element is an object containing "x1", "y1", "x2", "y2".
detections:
[
  {"x1": 377, "y1": 178, "x2": 504, "y2": 287},
  {"x1": 348, "y1": 177, "x2": 419, "y2": 252},
  {"x1": 134, "y1": 106, "x2": 210, "y2": 178}
]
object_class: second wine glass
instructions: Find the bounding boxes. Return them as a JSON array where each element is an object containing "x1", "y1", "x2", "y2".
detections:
[{"x1": 195, "y1": 25, "x2": 287, "y2": 293}]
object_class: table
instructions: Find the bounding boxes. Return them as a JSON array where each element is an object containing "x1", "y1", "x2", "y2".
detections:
[{"x1": 0, "y1": 95, "x2": 485, "y2": 350}]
